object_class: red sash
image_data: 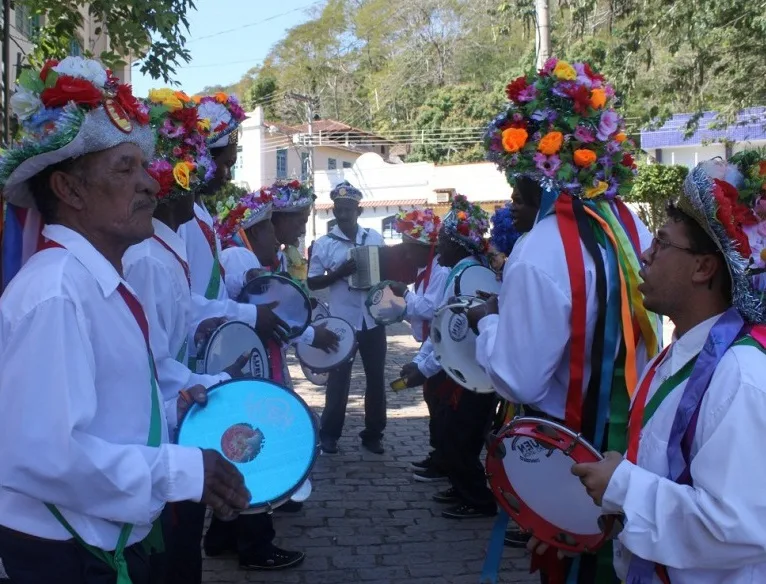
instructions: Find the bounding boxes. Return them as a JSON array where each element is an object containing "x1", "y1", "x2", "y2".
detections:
[{"x1": 153, "y1": 234, "x2": 191, "y2": 288}]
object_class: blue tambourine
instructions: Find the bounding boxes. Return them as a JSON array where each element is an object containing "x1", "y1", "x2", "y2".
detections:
[{"x1": 177, "y1": 378, "x2": 320, "y2": 513}]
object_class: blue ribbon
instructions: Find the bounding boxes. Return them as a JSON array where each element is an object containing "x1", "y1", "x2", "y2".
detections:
[{"x1": 478, "y1": 510, "x2": 509, "y2": 584}]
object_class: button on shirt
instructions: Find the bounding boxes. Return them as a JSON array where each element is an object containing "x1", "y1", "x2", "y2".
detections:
[
  {"x1": 0, "y1": 225, "x2": 204, "y2": 549},
  {"x1": 602, "y1": 314, "x2": 766, "y2": 583},
  {"x1": 124, "y1": 219, "x2": 230, "y2": 433},
  {"x1": 307, "y1": 226, "x2": 385, "y2": 331}
]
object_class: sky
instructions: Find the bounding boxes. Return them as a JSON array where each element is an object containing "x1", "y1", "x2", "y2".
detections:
[{"x1": 130, "y1": 0, "x2": 319, "y2": 97}]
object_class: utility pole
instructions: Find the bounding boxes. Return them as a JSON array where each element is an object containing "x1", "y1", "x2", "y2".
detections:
[
  {"x1": 286, "y1": 91, "x2": 319, "y2": 248},
  {"x1": 2, "y1": 0, "x2": 11, "y2": 145},
  {"x1": 535, "y1": 0, "x2": 551, "y2": 70}
]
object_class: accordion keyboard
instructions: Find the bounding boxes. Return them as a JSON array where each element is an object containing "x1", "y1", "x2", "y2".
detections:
[{"x1": 348, "y1": 246, "x2": 381, "y2": 290}]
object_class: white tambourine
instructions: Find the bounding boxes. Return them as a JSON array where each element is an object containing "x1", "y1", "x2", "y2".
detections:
[{"x1": 295, "y1": 316, "x2": 357, "y2": 375}]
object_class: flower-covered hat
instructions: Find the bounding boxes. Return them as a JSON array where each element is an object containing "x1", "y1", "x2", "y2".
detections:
[
  {"x1": 394, "y1": 208, "x2": 441, "y2": 245},
  {"x1": 268, "y1": 179, "x2": 315, "y2": 213},
  {"x1": 330, "y1": 180, "x2": 363, "y2": 203},
  {"x1": 678, "y1": 158, "x2": 764, "y2": 321},
  {"x1": 490, "y1": 202, "x2": 521, "y2": 256},
  {"x1": 0, "y1": 57, "x2": 155, "y2": 208},
  {"x1": 214, "y1": 189, "x2": 274, "y2": 245},
  {"x1": 484, "y1": 58, "x2": 637, "y2": 201},
  {"x1": 193, "y1": 92, "x2": 246, "y2": 149},
  {"x1": 144, "y1": 88, "x2": 215, "y2": 202},
  {"x1": 442, "y1": 194, "x2": 490, "y2": 254}
]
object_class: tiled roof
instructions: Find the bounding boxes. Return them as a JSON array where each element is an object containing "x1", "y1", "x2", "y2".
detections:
[
  {"x1": 640, "y1": 107, "x2": 766, "y2": 149},
  {"x1": 315, "y1": 198, "x2": 428, "y2": 210}
]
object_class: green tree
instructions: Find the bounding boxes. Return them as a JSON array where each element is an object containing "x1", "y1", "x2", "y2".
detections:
[
  {"x1": 624, "y1": 163, "x2": 689, "y2": 234},
  {"x1": 18, "y1": 0, "x2": 196, "y2": 83}
]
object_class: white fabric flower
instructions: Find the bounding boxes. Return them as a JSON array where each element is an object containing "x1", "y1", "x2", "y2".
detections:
[
  {"x1": 197, "y1": 100, "x2": 231, "y2": 131},
  {"x1": 53, "y1": 57, "x2": 107, "y2": 88},
  {"x1": 10, "y1": 86, "x2": 42, "y2": 120}
]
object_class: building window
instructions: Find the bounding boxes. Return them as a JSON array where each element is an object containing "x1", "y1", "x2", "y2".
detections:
[
  {"x1": 301, "y1": 152, "x2": 310, "y2": 181},
  {"x1": 15, "y1": 5, "x2": 40, "y2": 40},
  {"x1": 276, "y1": 149, "x2": 287, "y2": 179},
  {"x1": 69, "y1": 38, "x2": 83, "y2": 56},
  {"x1": 231, "y1": 144, "x2": 243, "y2": 179},
  {"x1": 382, "y1": 215, "x2": 401, "y2": 241},
  {"x1": 342, "y1": 161, "x2": 352, "y2": 169},
  {"x1": 328, "y1": 158, "x2": 337, "y2": 170}
]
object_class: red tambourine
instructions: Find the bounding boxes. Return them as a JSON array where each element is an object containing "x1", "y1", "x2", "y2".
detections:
[{"x1": 485, "y1": 416, "x2": 619, "y2": 554}]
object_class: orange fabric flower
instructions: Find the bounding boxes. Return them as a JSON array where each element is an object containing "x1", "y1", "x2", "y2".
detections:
[
  {"x1": 538, "y1": 131, "x2": 564, "y2": 155},
  {"x1": 457, "y1": 211, "x2": 468, "y2": 220},
  {"x1": 573, "y1": 149, "x2": 598, "y2": 167},
  {"x1": 501, "y1": 127, "x2": 528, "y2": 153},
  {"x1": 214, "y1": 92, "x2": 229, "y2": 103},
  {"x1": 174, "y1": 90, "x2": 191, "y2": 102},
  {"x1": 590, "y1": 88, "x2": 606, "y2": 109},
  {"x1": 614, "y1": 132, "x2": 627, "y2": 143}
]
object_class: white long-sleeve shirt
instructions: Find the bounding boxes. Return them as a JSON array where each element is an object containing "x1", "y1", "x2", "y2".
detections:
[
  {"x1": 0, "y1": 225, "x2": 203, "y2": 550},
  {"x1": 179, "y1": 202, "x2": 258, "y2": 331},
  {"x1": 124, "y1": 219, "x2": 230, "y2": 432},
  {"x1": 405, "y1": 255, "x2": 448, "y2": 343},
  {"x1": 602, "y1": 313, "x2": 766, "y2": 583},
  {"x1": 475, "y1": 210, "x2": 657, "y2": 419}
]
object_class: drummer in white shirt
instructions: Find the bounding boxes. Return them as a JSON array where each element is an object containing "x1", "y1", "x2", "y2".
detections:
[
  {"x1": 307, "y1": 181, "x2": 388, "y2": 455},
  {"x1": 386, "y1": 210, "x2": 448, "y2": 474},
  {"x1": 0, "y1": 58, "x2": 248, "y2": 584},
  {"x1": 573, "y1": 158, "x2": 766, "y2": 584}
]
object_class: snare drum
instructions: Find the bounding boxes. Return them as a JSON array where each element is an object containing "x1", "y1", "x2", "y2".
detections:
[
  {"x1": 238, "y1": 273, "x2": 311, "y2": 340},
  {"x1": 198, "y1": 321, "x2": 269, "y2": 378},
  {"x1": 431, "y1": 297, "x2": 495, "y2": 393},
  {"x1": 485, "y1": 417, "x2": 617, "y2": 553},
  {"x1": 177, "y1": 378, "x2": 320, "y2": 513},
  {"x1": 455, "y1": 264, "x2": 501, "y2": 298},
  {"x1": 295, "y1": 316, "x2": 357, "y2": 374},
  {"x1": 365, "y1": 281, "x2": 407, "y2": 326}
]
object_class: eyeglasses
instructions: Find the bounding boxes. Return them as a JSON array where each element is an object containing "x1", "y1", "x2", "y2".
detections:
[{"x1": 650, "y1": 234, "x2": 696, "y2": 255}]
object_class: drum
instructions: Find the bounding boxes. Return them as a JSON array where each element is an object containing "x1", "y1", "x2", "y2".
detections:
[
  {"x1": 485, "y1": 417, "x2": 617, "y2": 553},
  {"x1": 238, "y1": 273, "x2": 312, "y2": 340},
  {"x1": 177, "y1": 378, "x2": 320, "y2": 513},
  {"x1": 310, "y1": 299, "x2": 330, "y2": 321},
  {"x1": 365, "y1": 281, "x2": 407, "y2": 326},
  {"x1": 299, "y1": 300, "x2": 331, "y2": 386},
  {"x1": 295, "y1": 316, "x2": 357, "y2": 374},
  {"x1": 198, "y1": 321, "x2": 269, "y2": 378},
  {"x1": 454, "y1": 264, "x2": 502, "y2": 298},
  {"x1": 431, "y1": 297, "x2": 495, "y2": 393}
]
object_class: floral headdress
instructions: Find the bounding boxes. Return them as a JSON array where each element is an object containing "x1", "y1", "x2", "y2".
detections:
[
  {"x1": 268, "y1": 179, "x2": 316, "y2": 213},
  {"x1": 330, "y1": 180, "x2": 363, "y2": 202},
  {"x1": 442, "y1": 194, "x2": 490, "y2": 254},
  {"x1": 677, "y1": 158, "x2": 764, "y2": 321},
  {"x1": 484, "y1": 58, "x2": 636, "y2": 202},
  {"x1": 193, "y1": 92, "x2": 246, "y2": 149},
  {"x1": 0, "y1": 57, "x2": 154, "y2": 208},
  {"x1": 490, "y1": 202, "x2": 521, "y2": 256},
  {"x1": 214, "y1": 189, "x2": 274, "y2": 245},
  {"x1": 394, "y1": 208, "x2": 441, "y2": 245},
  {"x1": 144, "y1": 88, "x2": 215, "y2": 202}
]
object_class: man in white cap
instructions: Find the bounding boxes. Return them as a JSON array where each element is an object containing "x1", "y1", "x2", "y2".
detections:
[
  {"x1": 0, "y1": 58, "x2": 249, "y2": 584},
  {"x1": 307, "y1": 181, "x2": 388, "y2": 454}
]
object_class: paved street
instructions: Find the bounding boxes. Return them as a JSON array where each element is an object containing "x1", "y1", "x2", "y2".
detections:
[{"x1": 202, "y1": 322, "x2": 536, "y2": 584}]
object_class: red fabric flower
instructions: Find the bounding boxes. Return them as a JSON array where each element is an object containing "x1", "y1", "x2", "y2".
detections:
[
  {"x1": 457, "y1": 223, "x2": 470, "y2": 236},
  {"x1": 39, "y1": 60, "x2": 59, "y2": 83},
  {"x1": 40, "y1": 75, "x2": 102, "y2": 108},
  {"x1": 171, "y1": 107, "x2": 199, "y2": 133},
  {"x1": 621, "y1": 153, "x2": 636, "y2": 169},
  {"x1": 147, "y1": 166, "x2": 175, "y2": 199},
  {"x1": 564, "y1": 84, "x2": 591, "y2": 114},
  {"x1": 712, "y1": 179, "x2": 754, "y2": 257},
  {"x1": 505, "y1": 76, "x2": 529, "y2": 103},
  {"x1": 287, "y1": 180, "x2": 301, "y2": 189},
  {"x1": 583, "y1": 63, "x2": 605, "y2": 83},
  {"x1": 115, "y1": 83, "x2": 148, "y2": 125}
]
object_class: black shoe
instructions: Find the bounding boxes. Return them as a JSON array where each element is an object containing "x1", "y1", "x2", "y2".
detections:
[
  {"x1": 432, "y1": 487, "x2": 459, "y2": 504},
  {"x1": 441, "y1": 503, "x2": 497, "y2": 519},
  {"x1": 504, "y1": 525, "x2": 531, "y2": 548},
  {"x1": 239, "y1": 544, "x2": 305, "y2": 571},
  {"x1": 409, "y1": 454, "x2": 433, "y2": 471},
  {"x1": 412, "y1": 467, "x2": 447, "y2": 483},
  {"x1": 277, "y1": 500, "x2": 304, "y2": 513},
  {"x1": 203, "y1": 518, "x2": 237, "y2": 557},
  {"x1": 320, "y1": 438, "x2": 338, "y2": 454},
  {"x1": 362, "y1": 438, "x2": 384, "y2": 454}
]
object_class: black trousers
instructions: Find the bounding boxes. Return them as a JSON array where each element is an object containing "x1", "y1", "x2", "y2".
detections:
[
  {"x1": 164, "y1": 502, "x2": 275, "y2": 584},
  {"x1": 320, "y1": 323, "x2": 387, "y2": 442},
  {"x1": 423, "y1": 371, "x2": 451, "y2": 471},
  {"x1": 442, "y1": 388, "x2": 498, "y2": 509},
  {"x1": 0, "y1": 525, "x2": 152, "y2": 584}
]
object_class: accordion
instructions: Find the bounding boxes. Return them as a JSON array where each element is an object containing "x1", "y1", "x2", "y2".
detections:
[{"x1": 347, "y1": 244, "x2": 418, "y2": 290}]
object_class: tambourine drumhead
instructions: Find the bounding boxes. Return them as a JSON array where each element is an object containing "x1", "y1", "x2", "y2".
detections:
[
  {"x1": 455, "y1": 264, "x2": 501, "y2": 298},
  {"x1": 431, "y1": 298, "x2": 495, "y2": 393},
  {"x1": 238, "y1": 274, "x2": 311, "y2": 340},
  {"x1": 366, "y1": 281, "x2": 406, "y2": 325},
  {"x1": 485, "y1": 417, "x2": 615, "y2": 553},
  {"x1": 301, "y1": 363, "x2": 329, "y2": 386},
  {"x1": 311, "y1": 299, "x2": 330, "y2": 321},
  {"x1": 295, "y1": 316, "x2": 357, "y2": 374},
  {"x1": 201, "y1": 321, "x2": 268, "y2": 378},
  {"x1": 177, "y1": 379, "x2": 319, "y2": 513}
]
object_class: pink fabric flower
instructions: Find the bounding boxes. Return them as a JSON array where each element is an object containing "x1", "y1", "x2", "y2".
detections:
[{"x1": 596, "y1": 110, "x2": 620, "y2": 141}]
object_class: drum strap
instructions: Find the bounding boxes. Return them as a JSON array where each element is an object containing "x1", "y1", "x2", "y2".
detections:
[
  {"x1": 40, "y1": 240, "x2": 164, "y2": 584},
  {"x1": 415, "y1": 245, "x2": 436, "y2": 339},
  {"x1": 196, "y1": 218, "x2": 224, "y2": 300},
  {"x1": 152, "y1": 234, "x2": 191, "y2": 288}
]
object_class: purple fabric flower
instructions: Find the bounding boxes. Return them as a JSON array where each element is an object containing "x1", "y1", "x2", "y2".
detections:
[
  {"x1": 605, "y1": 178, "x2": 619, "y2": 199},
  {"x1": 149, "y1": 159, "x2": 172, "y2": 175},
  {"x1": 517, "y1": 85, "x2": 537, "y2": 102},
  {"x1": 597, "y1": 110, "x2": 620, "y2": 141},
  {"x1": 574, "y1": 63, "x2": 593, "y2": 89},
  {"x1": 541, "y1": 57, "x2": 557, "y2": 76},
  {"x1": 552, "y1": 82, "x2": 575, "y2": 98},
  {"x1": 605, "y1": 140, "x2": 621, "y2": 154},
  {"x1": 533, "y1": 153, "x2": 561, "y2": 178},
  {"x1": 598, "y1": 155, "x2": 613, "y2": 169},
  {"x1": 574, "y1": 125, "x2": 596, "y2": 143},
  {"x1": 160, "y1": 118, "x2": 184, "y2": 138}
]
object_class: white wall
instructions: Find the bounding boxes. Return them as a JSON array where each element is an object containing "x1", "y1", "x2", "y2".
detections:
[{"x1": 646, "y1": 139, "x2": 766, "y2": 169}]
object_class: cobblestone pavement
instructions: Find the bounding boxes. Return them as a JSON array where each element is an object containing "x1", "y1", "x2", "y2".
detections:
[{"x1": 202, "y1": 322, "x2": 537, "y2": 584}]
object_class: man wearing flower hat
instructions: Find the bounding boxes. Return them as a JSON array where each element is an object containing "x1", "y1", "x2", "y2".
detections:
[
  {"x1": 572, "y1": 156, "x2": 766, "y2": 583},
  {"x1": 307, "y1": 180, "x2": 387, "y2": 454},
  {"x1": 270, "y1": 179, "x2": 314, "y2": 279},
  {"x1": 475, "y1": 59, "x2": 660, "y2": 582},
  {"x1": 400, "y1": 195, "x2": 499, "y2": 519},
  {"x1": 0, "y1": 58, "x2": 249, "y2": 584}
]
